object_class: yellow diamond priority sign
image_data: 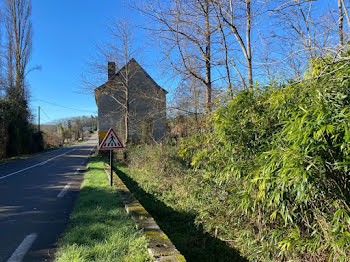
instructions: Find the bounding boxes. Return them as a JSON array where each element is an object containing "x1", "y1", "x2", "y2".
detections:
[{"x1": 99, "y1": 128, "x2": 124, "y2": 150}]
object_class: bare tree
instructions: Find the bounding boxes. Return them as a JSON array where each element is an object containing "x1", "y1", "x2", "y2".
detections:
[
  {"x1": 0, "y1": 7, "x2": 7, "y2": 157},
  {"x1": 108, "y1": 20, "x2": 133, "y2": 146},
  {"x1": 5, "y1": 0, "x2": 32, "y2": 101},
  {"x1": 0, "y1": 8, "x2": 4, "y2": 97},
  {"x1": 140, "y1": 0, "x2": 217, "y2": 111},
  {"x1": 1, "y1": 0, "x2": 33, "y2": 156},
  {"x1": 170, "y1": 76, "x2": 205, "y2": 117},
  {"x1": 213, "y1": 0, "x2": 253, "y2": 89},
  {"x1": 85, "y1": 17, "x2": 167, "y2": 148},
  {"x1": 264, "y1": 0, "x2": 343, "y2": 79},
  {"x1": 87, "y1": 19, "x2": 137, "y2": 147}
]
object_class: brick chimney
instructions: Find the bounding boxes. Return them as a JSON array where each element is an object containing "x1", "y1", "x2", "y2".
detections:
[{"x1": 108, "y1": 62, "x2": 116, "y2": 81}]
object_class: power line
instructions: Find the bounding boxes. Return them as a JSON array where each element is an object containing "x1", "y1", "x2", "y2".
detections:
[
  {"x1": 29, "y1": 105, "x2": 50, "y2": 123},
  {"x1": 31, "y1": 97, "x2": 96, "y2": 114},
  {"x1": 41, "y1": 108, "x2": 51, "y2": 121}
]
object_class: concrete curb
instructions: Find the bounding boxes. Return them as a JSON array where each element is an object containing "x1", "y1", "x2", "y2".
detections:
[{"x1": 104, "y1": 163, "x2": 186, "y2": 262}]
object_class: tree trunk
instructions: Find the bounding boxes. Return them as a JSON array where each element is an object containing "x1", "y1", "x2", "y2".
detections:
[
  {"x1": 123, "y1": 109, "x2": 128, "y2": 161},
  {"x1": 246, "y1": 0, "x2": 253, "y2": 89},
  {"x1": 340, "y1": 0, "x2": 350, "y2": 28},
  {"x1": 124, "y1": 102, "x2": 129, "y2": 146},
  {"x1": 204, "y1": 0, "x2": 212, "y2": 111},
  {"x1": 338, "y1": 0, "x2": 344, "y2": 49},
  {"x1": 123, "y1": 71, "x2": 129, "y2": 161}
]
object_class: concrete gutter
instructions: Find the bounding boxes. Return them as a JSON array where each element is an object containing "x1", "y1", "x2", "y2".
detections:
[{"x1": 104, "y1": 163, "x2": 186, "y2": 262}]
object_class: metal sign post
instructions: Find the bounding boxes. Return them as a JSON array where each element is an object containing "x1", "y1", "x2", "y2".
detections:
[
  {"x1": 110, "y1": 150, "x2": 113, "y2": 186},
  {"x1": 99, "y1": 128, "x2": 124, "y2": 186}
]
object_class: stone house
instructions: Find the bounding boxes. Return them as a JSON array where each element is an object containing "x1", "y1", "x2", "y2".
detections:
[{"x1": 94, "y1": 58, "x2": 167, "y2": 144}]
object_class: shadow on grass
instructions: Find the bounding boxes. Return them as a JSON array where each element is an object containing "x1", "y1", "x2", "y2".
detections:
[{"x1": 114, "y1": 166, "x2": 248, "y2": 262}]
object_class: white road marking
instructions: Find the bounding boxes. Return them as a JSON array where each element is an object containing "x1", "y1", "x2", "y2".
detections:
[
  {"x1": 0, "y1": 148, "x2": 64, "y2": 168},
  {"x1": 57, "y1": 183, "x2": 71, "y2": 198},
  {"x1": 57, "y1": 167, "x2": 80, "y2": 198},
  {"x1": 7, "y1": 233, "x2": 37, "y2": 262},
  {"x1": 0, "y1": 149, "x2": 76, "y2": 180},
  {"x1": 38, "y1": 161, "x2": 48, "y2": 166},
  {"x1": 81, "y1": 147, "x2": 94, "y2": 166}
]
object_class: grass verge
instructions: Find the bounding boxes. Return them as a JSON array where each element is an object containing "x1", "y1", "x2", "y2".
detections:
[
  {"x1": 114, "y1": 164, "x2": 246, "y2": 262},
  {"x1": 55, "y1": 156, "x2": 151, "y2": 262}
]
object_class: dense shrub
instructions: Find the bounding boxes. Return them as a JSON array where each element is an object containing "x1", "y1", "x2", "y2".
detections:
[
  {"x1": 0, "y1": 99, "x2": 44, "y2": 158},
  {"x1": 179, "y1": 54, "x2": 350, "y2": 260},
  {"x1": 126, "y1": 52, "x2": 350, "y2": 261}
]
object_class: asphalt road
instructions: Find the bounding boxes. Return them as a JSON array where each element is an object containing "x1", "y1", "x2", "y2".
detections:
[{"x1": 0, "y1": 134, "x2": 97, "y2": 262}]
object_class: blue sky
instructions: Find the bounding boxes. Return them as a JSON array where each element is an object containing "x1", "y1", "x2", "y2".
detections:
[
  {"x1": 26, "y1": 0, "x2": 339, "y2": 124},
  {"x1": 28, "y1": 0, "x2": 162, "y2": 124}
]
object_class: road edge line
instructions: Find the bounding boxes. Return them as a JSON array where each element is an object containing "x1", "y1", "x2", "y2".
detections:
[
  {"x1": 7, "y1": 233, "x2": 38, "y2": 262},
  {"x1": 57, "y1": 183, "x2": 71, "y2": 198},
  {"x1": 0, "y1": 149, "x2": 76, "y2": 180}
]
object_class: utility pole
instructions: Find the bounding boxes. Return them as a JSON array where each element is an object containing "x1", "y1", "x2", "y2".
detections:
[{"x1": 38, "y1": 106, "x2": 40, "y2": 132}]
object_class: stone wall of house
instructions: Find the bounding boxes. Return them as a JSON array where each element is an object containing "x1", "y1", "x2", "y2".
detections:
[{"x1": 95, "y1": 60, "x2": 167, "y2": 143}]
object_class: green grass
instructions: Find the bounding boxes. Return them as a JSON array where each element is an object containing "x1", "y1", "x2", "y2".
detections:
[
  {"x1": 114, "y1": 164, "x2": 246, "y2": 262},
  {"x1": 55, "y1": 156, "x2": 151, "y2": 262}
]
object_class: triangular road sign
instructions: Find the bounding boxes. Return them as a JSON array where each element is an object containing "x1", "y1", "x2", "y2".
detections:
[{"x1": 99, "y1": 128, "x2": 124, "y2": 150}]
